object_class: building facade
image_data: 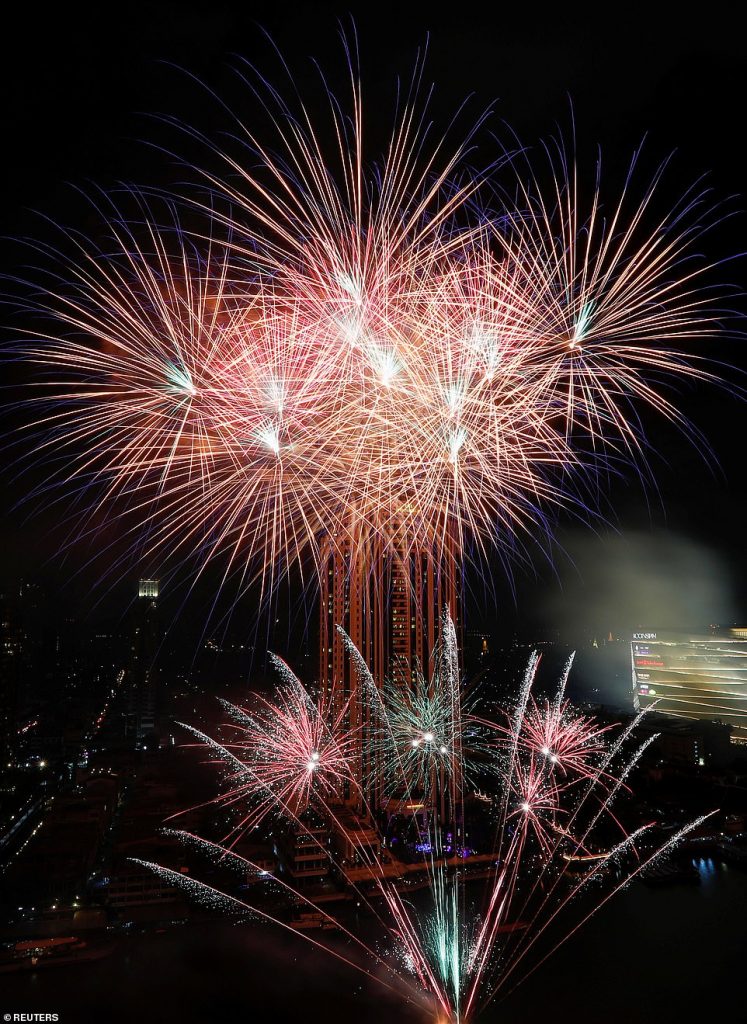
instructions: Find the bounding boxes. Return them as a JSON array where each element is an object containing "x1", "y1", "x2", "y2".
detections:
[
  {"x1": 127, "y1": 580, "x2": 161, "y2": 746},
  {"x1": 318, "y1": 528, "x2": 460, "y2": 805},
  {"x1": 631, "y1": 627, "x2": 747, "y2": 742}
]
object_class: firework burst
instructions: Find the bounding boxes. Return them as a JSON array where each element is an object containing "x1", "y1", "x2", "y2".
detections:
[
  {"x1": 339, "y1": 612, "x2": 484, "y2": 798},
  {"x1": 2, "y1": 39, "x2": 731, "y2": 1022},
  {"x1": 176, "y1": 654, "x2": 356, "y2": 840},
  {"x1": 5, "y1": 46, "x2": 731, "y2": 598},
  {"x1": 139, "y1": 620, "x2": 712, "y2": 1023}
]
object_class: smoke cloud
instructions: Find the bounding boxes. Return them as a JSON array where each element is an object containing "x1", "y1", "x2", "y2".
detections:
[{"x1": 542, "y1": 529, "x2": 738, "y2": 638}]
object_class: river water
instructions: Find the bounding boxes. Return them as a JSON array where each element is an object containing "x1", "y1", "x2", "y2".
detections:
[{"x1": 4, "y1": 857, "x2": 744, "y2": 1023}]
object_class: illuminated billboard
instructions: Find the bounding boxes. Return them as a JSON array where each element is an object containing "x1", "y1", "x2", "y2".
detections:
[{"x1": 631, "y1": 629, "x2": 747, "y2": 740}]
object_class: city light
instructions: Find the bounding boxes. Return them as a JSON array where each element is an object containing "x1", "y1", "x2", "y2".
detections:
[
  {"x1": 1, "y1": 30, "x2": 738, "y2": 1024},
  {"x1": 138, "y1": 619, "x2": 713, "y2": 1023}
]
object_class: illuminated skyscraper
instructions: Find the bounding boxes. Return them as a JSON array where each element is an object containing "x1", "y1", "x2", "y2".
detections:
[
  {"x1": 0, "y1": 587, "x2": 22, "y2": 765},
  {"x1": 127, "y1": 579, "x2": 161, "y2": 746},
  {"x1": 137, "y1": 579, "x2": 159, "y2": 599},
  {"x1": 319, "y1": 528, "x2": 459, "y2": 805}
]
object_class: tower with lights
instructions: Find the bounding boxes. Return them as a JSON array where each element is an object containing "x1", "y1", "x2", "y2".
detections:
[
  {"x1": 127, "y1": 579, "x2": 161, "y2": 746},
  {"x1": 319, "y1": 527, "x2": 459, "y2": 807}
]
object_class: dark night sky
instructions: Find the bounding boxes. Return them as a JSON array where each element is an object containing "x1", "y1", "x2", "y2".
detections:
[{"x1": 1, "y1": 2, "x2": 746, "y2": 644}]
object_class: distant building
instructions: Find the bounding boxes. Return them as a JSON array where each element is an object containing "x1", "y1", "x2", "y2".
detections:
[
  {"x1": 0, "y1": 581, "x2": 51, "y2": 764},
  {"x1": 127, "y1": 580, "x2": 162, "y2": 746},
  {"x1": 631, "y1": 628, "x2": 747, "y2": 742},
  {"x1": 276, "y1": 812, "x2": 331, "y2": 887},
  {"x1": 0, "y1": 588, "x2": 22, "y2": 764},
  {"x1": 633, "y1": 712, "x2": 733, "y2": 767},
  {"x1": 463, "y1": 629, "x2": 492, "y2": 678},
  {"x1": 106, "y1": 865, "x2": 182, "y2": 911},
  {"x1": 330, "y1": 808, "x2": 382, "y2": 867},
  {"x1": 137, "y1": 580, "x2": 159, "y2": 600}
]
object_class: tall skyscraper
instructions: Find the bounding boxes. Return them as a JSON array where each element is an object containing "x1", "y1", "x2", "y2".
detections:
[
  {"x1": 0, "y1": 587, "x2": 22, "y2": 765},
  {"x1": 0, "y1": 581, "x2": 48, "y2": 764},
  {"x1": 137, "y1": 579, "x2": 160, "y2": 599},
  {"x1": 319, "y1": 528, "x2": 459, "y2": 806},
  {"x1": 127, "y1": 579, "x2": 161, "y2": 746}
]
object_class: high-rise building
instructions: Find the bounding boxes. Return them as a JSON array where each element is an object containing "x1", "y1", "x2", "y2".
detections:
[
  {"x1": 0, "y1": 588, "x2": 22, "y2": 765},
  {"x1": 127, "y1": 579, "x2": 162, "y2": 746},
  {"x1": 319, "y1": 528, "x2": 459, "y2": 805},
  {"x1": 137, "y1": 579, "x2": 159, "y2": 599},
  {"x1": 0, "y1": 581, "x2": 49, "y2": 764},
  {"x1": 631, "y1": 627, "x2": 747, "y2": 742}
]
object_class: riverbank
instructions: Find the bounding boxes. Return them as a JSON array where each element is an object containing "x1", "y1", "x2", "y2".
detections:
[{"x1": 3, "y1": 859, "x2": 744, "y2": 1024}]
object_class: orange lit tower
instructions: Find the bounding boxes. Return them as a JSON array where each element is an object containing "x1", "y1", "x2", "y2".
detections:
[{"x1": 319, "y1": 525, "x2": 459, "y2": 806}]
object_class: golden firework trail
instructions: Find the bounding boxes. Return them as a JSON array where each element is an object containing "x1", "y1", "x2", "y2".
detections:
[{"x1": 5, "y1": 45, "x2": 732, "y2": 596}]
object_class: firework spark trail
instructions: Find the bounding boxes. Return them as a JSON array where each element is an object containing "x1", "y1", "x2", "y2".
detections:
[
  {"x1": 332, "y1": 623, "x2": 490, "y2": 1019},
  {"x1": 159, "y1": 653, "x2": 480, "y2": 1021},
  {"x1": 354, "y1": 622, "x2": 482, "y2": 798},
  {"x1": 499, "y1": 812, "x2": 717, "y2": 997},
  {"x1": 178, "y1": 660, "x2": 359, "y2": 843},
  {"x1": 552, "y1": 651, "x2": 574, "y2": 712},
  {"x1": 166, "y1": 721, "x2": 294, "y2": 845},
  {"x1": 129, "y1": 857, "x2": 407, "y2": 1000},
  {"x1": 8, "y1": 203, "x2": 582, "y2": 595},
  {"x1": 518, "y1": 699, "x2": 611, "y2": 781},
  {"x1": 489, "y1": 651, "x2": 541, "y2": 859},
  {"x1": 580, "y1": 731, "x2": 659, "y2": 838},
  {"x1": 173, "y1": 727, "x2": 396, "y2": 940},
  {"x1": 478, "y1": 765, "x2": 647, "y2": 1002},
  {"x1": 4, "y1": 39, "x2": 734, "y2": 1024},
  {"x1": 158, "y1": 828, "x2": 403, "y2": 975},
  {"x1": 5, "y1": 46, "x2": 733, "y2": 603},
  {"x1": 338, "y1": 624, "x2": 436, "y2": 809},
  {"x1": 462, "y1": 735, "x2": 679, "y2": 1020},
  {"x1": 171, "y1": 658, "x2": 434, "y2": 948},
  {"x1": 484, "y1": 682, "x2": 613, "y2": 789},
  {"x1": 177, "y1": 624, "x2": 474, "y2": 1019},
  {"x1": 474, "y1": 695, "x2": 653, "y2": 974},
  {"x1": 138, "y1": 618, "x2": 715, "y2": 1023},
  {"x1": 438, "y1": 646, "x2": 695, "y2": 1020},
  {"x1": 450, "y1": 650, "x2": 545, "y2": 1014}
]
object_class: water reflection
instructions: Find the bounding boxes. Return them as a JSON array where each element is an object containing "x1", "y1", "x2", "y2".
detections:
[
  {"x1": 3, "y1": 865, "x2": 746, "y2": 1024},
  {"x1": 693, "y1": 855, "x2": 719, "y2": 885}
]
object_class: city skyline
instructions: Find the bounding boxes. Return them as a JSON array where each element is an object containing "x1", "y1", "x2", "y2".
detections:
[{"x1": 1, "y1": 6, "x2": 746, "y2": 1024}]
